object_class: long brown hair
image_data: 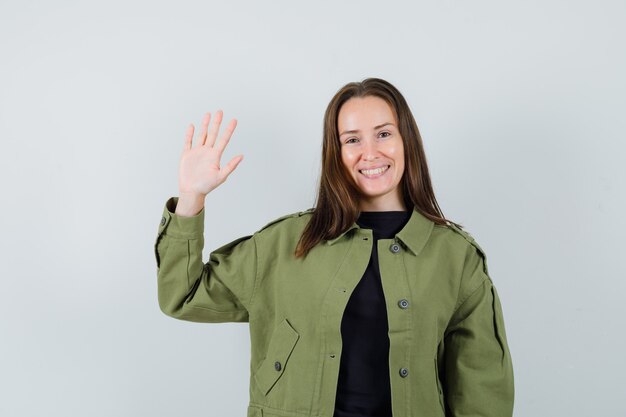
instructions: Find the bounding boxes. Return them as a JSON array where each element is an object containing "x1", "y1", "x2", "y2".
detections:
[{"x1": 294, "y1": 77, "x2": 462, "y2": 258}]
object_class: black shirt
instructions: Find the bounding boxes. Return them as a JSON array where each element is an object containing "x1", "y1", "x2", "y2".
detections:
[{"x1": 333, "y1": 210, "x2": 413, "y2": 417}]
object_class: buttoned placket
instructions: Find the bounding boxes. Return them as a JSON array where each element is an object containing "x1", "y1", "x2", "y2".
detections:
[
  {"x1": 312, "y1": 208, "x2": 433, "y2": 417},
  {"x1": 312, "y1": 229, "x2": 415, "y2": 417},
  {"x1": 378, "y1": 236, "x2": 413, "y2": 417}
]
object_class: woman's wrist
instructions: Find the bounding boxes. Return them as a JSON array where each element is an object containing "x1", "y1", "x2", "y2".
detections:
[{"x1": 175, "y1": 192, "x2": 205, "y2": 217}]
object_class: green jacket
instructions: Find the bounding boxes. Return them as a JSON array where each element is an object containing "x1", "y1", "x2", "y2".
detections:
[{"x1": 155, "y1": 196, "x2": 514, "y2": 417}]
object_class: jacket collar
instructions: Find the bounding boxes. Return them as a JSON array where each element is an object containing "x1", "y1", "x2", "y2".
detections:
[{"x1": 325, "y1": 207, "x2": 434, "y2": 256}]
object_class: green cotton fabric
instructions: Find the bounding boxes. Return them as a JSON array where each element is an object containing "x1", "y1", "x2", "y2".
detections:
[{"x1": 155, "y1": 196, "x2": 515, "y2": 417}]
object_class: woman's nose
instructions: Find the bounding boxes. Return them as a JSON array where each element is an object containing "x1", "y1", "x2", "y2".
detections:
[{"x1": 362, "y1": 139, "x2": 380, "y2": 161}]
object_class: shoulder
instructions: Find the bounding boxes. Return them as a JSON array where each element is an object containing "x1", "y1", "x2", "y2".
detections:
[
  {"x1": 433, "y1": 222, "x2": 489, "y2": 275},
  {"x1": 443, "y1": 222, "x2": 486, "y2": 258},
  {"x1": 255, "y1": 207, "x2": 315, "y2": 234}
]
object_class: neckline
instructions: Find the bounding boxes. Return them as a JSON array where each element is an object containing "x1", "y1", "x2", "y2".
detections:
[
  {"x1": 356, "y1": 210, "x2": 413, "y2": 240},
  {"x1": 358, "y1": 210, "x2": 411, "y2": 217}
]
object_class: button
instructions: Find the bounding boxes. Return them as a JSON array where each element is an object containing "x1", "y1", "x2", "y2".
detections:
[
  {"x1": 390, "y1": 243, "x2": 401, "y2": 253},
  {"x1": 399, "y1": 367, "x2": 409, "y2": 377},
  {"x1": 274, "y1": 361, "x2": 282, "y2": 371},
  {"x1": 160, "y1": 216, "x2": 166, "y2": 226},
  {"x1": 398, "y1": 299, "x2": 409, "y2": 309}
]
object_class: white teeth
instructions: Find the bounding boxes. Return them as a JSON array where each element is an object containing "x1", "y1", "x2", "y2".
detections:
[{"x1": 360, "y1": 165, "x2": 389, "y2": 176}]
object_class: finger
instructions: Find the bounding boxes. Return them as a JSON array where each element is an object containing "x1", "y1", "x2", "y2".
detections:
[
  {"x1": 199, "y1": 112, "x2": 211, "y2": 146},
  {"x1": 215, "y1": 118, "x2": 238, "y2": 158},
  {"x1": 206, "y1": 109, "x2": 223, "y2": 148},
  {"x1": 218, "y1": 154, "x2": 244, "y2": 183},
  {"x1": 184, "y1": 123, "x2": 194, "y2": 150}
]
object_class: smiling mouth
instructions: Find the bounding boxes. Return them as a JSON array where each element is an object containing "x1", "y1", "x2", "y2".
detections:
[{"x1": 359, "y1": 165, "x2": 390, "y2": 178}]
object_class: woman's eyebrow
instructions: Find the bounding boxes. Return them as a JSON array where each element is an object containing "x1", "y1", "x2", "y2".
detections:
[{"x1": 339, "y1": 122, "x2": 395, "y2": 136}]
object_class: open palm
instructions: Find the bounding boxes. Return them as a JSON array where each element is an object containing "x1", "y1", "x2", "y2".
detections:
[{"x1": 178, "y1": 110, "x2": 243, "y2": 197}]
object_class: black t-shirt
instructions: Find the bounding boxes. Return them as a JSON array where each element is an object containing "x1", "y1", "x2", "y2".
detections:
[{"x1": 333, "y1": 209, "x2": 413, "y2": 417}]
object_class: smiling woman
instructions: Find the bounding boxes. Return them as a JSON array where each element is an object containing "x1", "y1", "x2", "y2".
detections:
[
  {"x1": 338, "y1": 95, "x2": 406, "y2": 212},
  {"x1": 295, "y1": 78, "x2": 457, "y2": 258},
  {"x1": 155, "y1": 77, "x2": 515, "y2": 417}
]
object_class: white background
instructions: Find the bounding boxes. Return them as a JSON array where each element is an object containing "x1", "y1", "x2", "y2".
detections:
[{"x1": 1, "y1": 0, "x2": 624, "y2": 416}]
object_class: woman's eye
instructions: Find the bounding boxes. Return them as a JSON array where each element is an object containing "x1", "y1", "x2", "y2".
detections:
[
  {"x1": 379, "y1": 131, "x2": 391, "y2": 138},
  {"x1": 346, "y1": 138, "x2": 358, "y2": 144}
]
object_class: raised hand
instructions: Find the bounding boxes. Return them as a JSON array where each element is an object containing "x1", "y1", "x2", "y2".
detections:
[{"x1": 175, "y1": 110, "x2": 243, "y2": 216}]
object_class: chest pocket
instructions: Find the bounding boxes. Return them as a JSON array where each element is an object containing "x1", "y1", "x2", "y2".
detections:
[{"x1": 254, "y1": 318, "x2": 300, "y2": 396}]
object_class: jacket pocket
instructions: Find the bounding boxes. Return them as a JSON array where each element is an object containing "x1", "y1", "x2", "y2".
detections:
[
  {"x1": 434, "y1": 357, "x2": 445, "y2": 414},
  {"x1": 154, "y1": 235, "x2": 168, "y2": 269},
  {"x1": 254, "y1": 318, "x2": 300, "y2": 396}
]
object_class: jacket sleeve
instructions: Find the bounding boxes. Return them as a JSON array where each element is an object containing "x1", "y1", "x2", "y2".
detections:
[
  {"x1": 442, "y1": 244, "x2": 515, "y2": 417},
  {"x1": 154, "y1": 196, "x2": 258, "y2": 323}
]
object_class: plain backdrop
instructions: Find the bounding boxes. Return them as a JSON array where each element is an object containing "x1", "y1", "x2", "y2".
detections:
[{"x1": 1, "y1": 1, "x2": 624, "y2": 416}]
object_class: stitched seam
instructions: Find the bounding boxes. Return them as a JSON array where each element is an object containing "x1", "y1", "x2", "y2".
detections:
[
  {"x1": 451, "y1": 239, "x2": 481, "y2": 314},
  {"x1": 248, "y1": 233, "x2": 260, "y2": 310},
  {"x1": 400, "y1": 252, "x2": 413, "y2": 415},
  {"x1": 491, "y1": 286, "x2": 507, "y2": 361},
  {"x1": 248, "y1": 402, "x2": 311, "y2": 417},
  {"x1": 449, "y1": 278, "x2": 489, "y2": 328},
  {"x1": 189, "y1": 305, "x2": 247, "y2": 313},
  {"x1": 164, "y1": 231, "x2": 203, "y2": 240},
  {"x1": 186, "y1": 240, "x2": 192, "y2": 288}
]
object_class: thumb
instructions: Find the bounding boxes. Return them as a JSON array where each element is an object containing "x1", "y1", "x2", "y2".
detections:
[{"x1": 219, "y1": 154, "x2": 244, "y2": 183}]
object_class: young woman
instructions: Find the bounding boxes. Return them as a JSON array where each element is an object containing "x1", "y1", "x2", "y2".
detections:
[{"x1": 155, "y1": 78, "x2": 515, "y2": 417}]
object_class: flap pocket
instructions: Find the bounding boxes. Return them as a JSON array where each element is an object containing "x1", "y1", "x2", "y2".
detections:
[{"x1": 254, "y1": 318, "x2": 300, "y2": 396}]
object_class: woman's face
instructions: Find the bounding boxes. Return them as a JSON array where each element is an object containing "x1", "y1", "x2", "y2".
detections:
[{"x1": 338, "y1": 95, "x2": 406, "y2": 211}]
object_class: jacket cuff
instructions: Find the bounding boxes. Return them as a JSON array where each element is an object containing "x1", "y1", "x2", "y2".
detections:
[{"x1": 157, "y1": 196, "x2": 205, "y2": 239}]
